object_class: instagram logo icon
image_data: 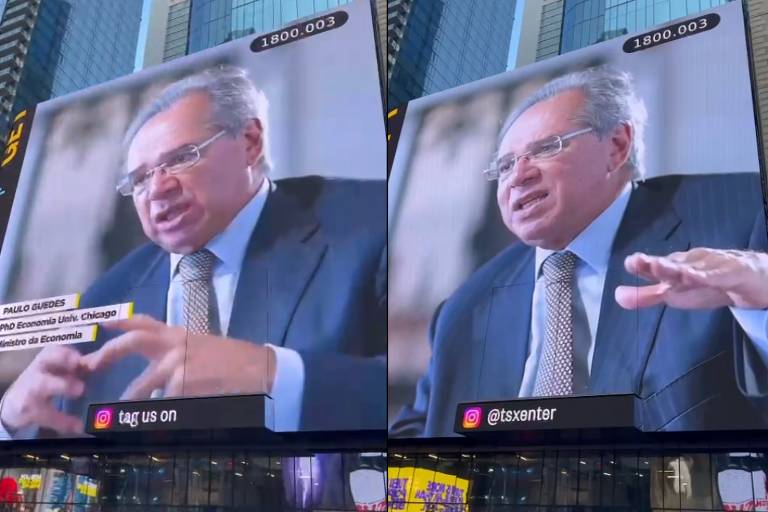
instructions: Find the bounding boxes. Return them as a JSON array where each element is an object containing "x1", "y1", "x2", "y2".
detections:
[
  {"x1": 93, "y1": 408, "x2": 113, "y2": 430},
  {"x1": 462, "y1": 407, "x2": 482, "y2": 429}
]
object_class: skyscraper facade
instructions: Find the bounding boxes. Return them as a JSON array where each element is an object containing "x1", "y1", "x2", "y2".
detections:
[
  {"x1": 184, "y1": 0, "x2": 352, "y2": 55},
  {"x1": 164, "y1": 0, "x2": 191, "y2": 62},
  {"x1": 0, "y1": 0, "x2": 143, "y2": 138},
  {"x1": 560, "y1": 0, "x2": 732, "y2": 53},
  {"x1": 533, "y1": 0, "x2": 734, "y2": 60},
  {"x1": 387, "y1": 0, "x2": 517, "y2": 108}
]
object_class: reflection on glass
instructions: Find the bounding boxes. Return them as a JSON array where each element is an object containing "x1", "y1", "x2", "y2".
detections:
[
  {"x1": 171, "y1": 452, "x2": 189, "y2": 506},
  {"x1": 613, "y1": 452, "x2": 639, "y2": 508},
  {"x1": 682, "y1": 453, "x2": 713, "y2": 510},
  {"x1": 715, "y1": 452, "x2": 760, "y2": 511},
  {"x1": 577, "y1": 450, "x2": 602, "y2": 506},
  {"x1": 244, "y1": 455, "x2": 284, "y2": 510},
  {"x1": 147, "y1": 453, "x2": 174, "y2": 506},
  {"x1": 187, "y1": 453, "x2": 210, "y2": 507},
  {"x1": 553, "y1": 450, "x2": 579, "y2": 507},
  {"x1": 516, "y1": 452, "x2": 543, "y2": 506},
  {"x1": 348, "y1": 452, "x2": 386, "y2": 511},
  {"x1": 491, "y1": 454, "x2": 516, "y2": 506},
  {"x1": 209, "y1": 452, "x2": 233, "y2": 507},
  {"x1": 467, "y1": 455, "x2": 496, "y2": 507},
  {"x1": 99, "y1": 454, "x2": 149, "y2": 507},
  {"x1": 663, "y1": 454, "x2": 682, "y2": 511}
]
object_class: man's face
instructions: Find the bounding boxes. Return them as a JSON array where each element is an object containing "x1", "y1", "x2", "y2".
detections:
[
  {"x1": 496, "y1": 90, "x2": 629, "y2": 250},
  {"x1": 126, "y1": 92, "x2": 264, "y2": 254}
]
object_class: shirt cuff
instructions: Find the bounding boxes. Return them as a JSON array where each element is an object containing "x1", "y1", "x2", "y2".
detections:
[
  {"x1": 731, "y1": 307, "x2": 768, "y2": 362},
  {"x1": 265, "y1": 344, "x2": 305, "y2": 432}
]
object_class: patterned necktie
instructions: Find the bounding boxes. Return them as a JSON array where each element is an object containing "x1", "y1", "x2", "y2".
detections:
[
  {"x1": 178, "y1": 249, "x2": 221, "y2": 335},
  {"x1": 533, "y1": 250, "x2": 578, "y2": 397}
]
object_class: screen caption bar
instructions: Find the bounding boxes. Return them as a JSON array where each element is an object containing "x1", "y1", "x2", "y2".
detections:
[
  {"x1": 86, "y1": 395, "x2": 274, "y2": 434},
  {"x1": 455, "y1": 394, "x2": 640, "y2": 434},
  {"x1": 0, "y1": 303, "x2": 132, "y2": 336},
  {"x1": 0, "y1": 293, "x2": 80, "y2": 320},
  {"x1": 0, "y1": 324, "x2": 97, "y2": 352}
]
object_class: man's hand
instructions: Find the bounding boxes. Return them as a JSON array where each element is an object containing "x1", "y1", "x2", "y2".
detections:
[
  {"x1": 82, "y1": 315, "x2": 276, "y2": 400},
  {"x1": 615, "y1": 248, "x2": 768, "y2": 310},
  {"x1": 0, "y1": 346, "x2": 86, "y2": 434}
]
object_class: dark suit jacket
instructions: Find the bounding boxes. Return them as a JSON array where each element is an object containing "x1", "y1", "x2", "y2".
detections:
[
  {"x1": 390, "y1": 173, "x2": 768, "y2": 437},
  {"x1": 58, "y1": 176, "x2": 386, "y2": 432}
]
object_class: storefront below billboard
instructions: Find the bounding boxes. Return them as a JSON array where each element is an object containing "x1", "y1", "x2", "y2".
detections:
[
  {"x1": 0, "y1": 450, "x2": 385, "y2": 510},
  {"x1": 389, "y1": 450, "x2": 768, "y2": 511}
]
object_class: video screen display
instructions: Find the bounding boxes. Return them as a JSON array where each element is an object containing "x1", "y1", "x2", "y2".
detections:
[
  {"x1": 0, "y1": 0, "x2": 385, "y2": 439},
  {"x1": 388, "y1": 1, "x2": 768, "y2": 437}
]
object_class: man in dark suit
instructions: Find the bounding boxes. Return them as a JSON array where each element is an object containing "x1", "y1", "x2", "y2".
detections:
[
  {"x1": 0, "y1": 66, "x2": 386, "y2": 437},
  {"x1": 390, "y1": 66, "x2": 768, "y2": 437}
]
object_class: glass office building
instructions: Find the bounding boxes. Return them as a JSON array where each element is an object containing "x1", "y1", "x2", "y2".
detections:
[
  {"x1": 186, "y1": 0, "x2": 353, "y2": 54},
  {"x1": 559, "y1": 0, "x2": 733, "y2": 53},
  {"x1": 387, "y1": 0, "x2": 516, "y2": 108},
  {"x1": 0, "y1": 0, "x2": 142, "y2": 138}
]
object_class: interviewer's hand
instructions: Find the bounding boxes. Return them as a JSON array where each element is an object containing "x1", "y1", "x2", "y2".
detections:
[
  {"x1": 0, "y1": 346, "x2": 86, "y2": 434},
  {"x1": 82, "y1": 315, "x2": 276, "y2": 400},
  {"x1": 615, "y1": 248, "x2": 768, "y2": 310}
]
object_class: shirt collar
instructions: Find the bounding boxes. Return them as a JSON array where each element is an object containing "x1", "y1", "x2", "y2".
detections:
[
  {"x1": 535, "y1": 182, "x2": 633, "y2": 277},
  {"x1": 170, "y1": 177, "x2": 272, "y2": 276}
]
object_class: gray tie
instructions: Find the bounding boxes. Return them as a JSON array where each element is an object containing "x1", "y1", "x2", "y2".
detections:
[
  {"x1": 178, "y1": 249, "x2": 221, "y2": 335},
  {"x1": 533, "y1": 250, "x2": 578, "y2": 397}
]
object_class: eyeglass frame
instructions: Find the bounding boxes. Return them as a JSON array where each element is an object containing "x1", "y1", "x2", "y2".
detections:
[
  {"x1": 482, "y1": 126, "x2": 595, "y2": 181},
  {"x1": 117, "y1": 129, "x2": 229, "y2": 196}
]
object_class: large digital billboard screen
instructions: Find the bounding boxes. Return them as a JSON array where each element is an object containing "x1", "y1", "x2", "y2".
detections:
[
  {"x1": 0, "y1": 0, "x2": 385, "y2": 439},
  {"x1": 388, "y1": 1, "x2": 768, "y2": 436}
]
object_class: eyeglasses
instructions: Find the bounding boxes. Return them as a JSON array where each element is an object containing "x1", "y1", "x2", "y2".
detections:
[
  {"x1": 117, "y1": 130, "x2": 228, "y2": 196},
  {"x1": 482, "y1": 127, "x2": 594, "y2": 181}
]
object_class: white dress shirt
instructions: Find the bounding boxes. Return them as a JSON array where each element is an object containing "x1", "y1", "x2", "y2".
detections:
[
  {"x1": 167, "y1": 177, "x2": 304, "y2": 431},
  {"x1": 518, "y1": 183, "x2": 768, "y2": 397}
]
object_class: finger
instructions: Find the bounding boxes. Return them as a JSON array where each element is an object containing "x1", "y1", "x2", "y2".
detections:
[
  {"x1": 615, "y1": 283, "x2": 671, "y2": 309},
  {"x1": 36, "y1": 374, "x2": 85, "y2": 400},
  {"x1": 624, "y1": 253, "x2": 659, "y2": 282},
  {"x1": 35, "y1": 346, "x2": 84, "y2": 375},
  {"x1": 627, "y1": 253, "x2": 688, "y2": 284},
  {"x1": 34, "y1": 406, "x2": 84, "y2": 434},
  {"x1": 164, "y1": 367, "x2": 186, "y2": 397},
  {"x1": 102, "y1": 314, "x2": 166, "y2": 332},
  {"x1": 82, "y1": 330, "x2": 160, "y2": 372},
  {"x1": 645, "y1": 257, "x2": 686, "y2": 284},
  {"x1": 666, "y1": 248, "x2": 711, "y2": 263},
  {"x1": 121, "y1": 355, "x2": 179, "y2": 400}
]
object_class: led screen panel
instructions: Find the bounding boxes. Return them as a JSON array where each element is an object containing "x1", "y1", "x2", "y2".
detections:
[
  {"x1": 0, "y1": 0, "x2": 385, "y2": 439},
  {"x1": 388, "y1": 1, "x2": 768, "y2": 436}
]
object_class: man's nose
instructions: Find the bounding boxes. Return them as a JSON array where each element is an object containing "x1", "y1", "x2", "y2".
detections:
[
  {"x1": 146, "y1": 168, "x2": 180, "y2": 200},
  {"x1": 507, "y1": 155, "x2": 539, "y2": 188}
]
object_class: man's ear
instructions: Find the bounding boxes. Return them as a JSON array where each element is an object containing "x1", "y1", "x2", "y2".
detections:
[
  {"x1": 242, "y1": 118, "x2": 264, "y2": 166},
  {"x1": 608, "y1": 121, "x2": 633, "y2": 174}
]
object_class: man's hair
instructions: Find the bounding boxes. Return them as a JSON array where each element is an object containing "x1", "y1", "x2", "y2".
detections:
[
  {"x1": 123, "y1": 65, "x2": 272, "y2": 172},
  {"x1": 499, "y1": 66, "x2": 648, "y2": 180}
]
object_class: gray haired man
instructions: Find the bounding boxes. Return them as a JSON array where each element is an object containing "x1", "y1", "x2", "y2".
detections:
[
  {"x1": 391, "y1": 65, "x2": 768, "y2": 437},
  {"x1": 1, "y1": 65, "x2": 386, "y2": 437}
]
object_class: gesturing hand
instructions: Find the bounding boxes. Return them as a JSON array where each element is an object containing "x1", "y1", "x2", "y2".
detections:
[
  {"x1": 0, "y1": 346, "x2": 86, "y2": 434},
  {"x1": 82, "y1": 315, "x2": 276, "y2": 400},
  {"x1": 615, "y1": 248, "x2": 768, "y2": 310}
]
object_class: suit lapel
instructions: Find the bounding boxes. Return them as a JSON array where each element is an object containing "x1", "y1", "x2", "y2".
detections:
[
  {"x1": 228, "y1": 185, "x2": 327, "y2": 345},
  {"x1": 479, "y1": 247, "x2": 535, "y2": 399},
  {"x1": 590, "y1": 180, "x2": 689, "y2": 394},
  {"x1": 86, "y1": 248, "x2": 169, "y2": 403},
  {"x1": 125, "y1": 249, "x2": 170, "y2": 322}
]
